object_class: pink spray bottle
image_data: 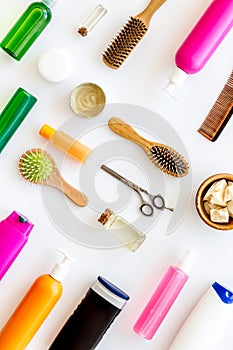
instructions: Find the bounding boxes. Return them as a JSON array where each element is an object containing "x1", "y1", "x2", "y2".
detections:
[
  {"x1": 164, "y1": 0, "x2": 233, "y2": 96},
  {"x1": 133, "y1": 251, "x2": 193, "y2": 340},
  {"x1": 0, "y1": 211, "x2": 34, "y2": 280}
]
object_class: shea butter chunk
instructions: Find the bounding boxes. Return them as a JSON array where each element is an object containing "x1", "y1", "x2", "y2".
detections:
[
  {"x1": 209, "y1": 191, "x2": 226, "y2": 207},
  {"x1": 204, "y1": 179, "x2": 227, "y2": 201},
  {"x1": 210, "y1": 207, "x2": 229, "y2": 223},
  {"x1": 204, "y1": 202, "x2": 223, "y2": 215},
  {"x1": 227, "y1": 200, "x2": 233, "y2": 218},
  {"x1": 224, "y1": 182, "x2": 233, "y2": 202}
]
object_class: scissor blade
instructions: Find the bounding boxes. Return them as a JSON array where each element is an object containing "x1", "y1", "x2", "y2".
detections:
[{"x1": 100, "y1": 164, "x2": 136, "y2": 188}]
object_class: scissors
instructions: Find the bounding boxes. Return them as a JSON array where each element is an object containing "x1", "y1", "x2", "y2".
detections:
[{"x1": 101, "y1": 164, "x2": 174, "y2": 217}]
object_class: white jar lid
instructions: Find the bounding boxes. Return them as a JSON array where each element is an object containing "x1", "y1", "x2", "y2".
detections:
[{"x1": 38, "y1": 48, "x2": 72, "y2": 83}]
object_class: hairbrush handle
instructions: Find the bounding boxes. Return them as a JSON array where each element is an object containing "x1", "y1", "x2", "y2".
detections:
[
  {"x1": 108, "y1": 117, "x2": 151, "y2": 149},
  {"x1": 137, "y1": 0, "x2": 167, "y2": 24},
  {"x1": 60, "y1": 178, "x2": 88, "y2": 207}
]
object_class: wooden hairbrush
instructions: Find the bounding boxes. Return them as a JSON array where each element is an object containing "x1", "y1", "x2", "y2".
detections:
[
  {"x1": 102, "y1": 0, "x2": 167, "y2": 69},
  {"x1": 18, "y1": 148, "x2": 88, "y2": 207},
  {"x1": 108, "y1": 117, "x2": 189, "y2": 177}
]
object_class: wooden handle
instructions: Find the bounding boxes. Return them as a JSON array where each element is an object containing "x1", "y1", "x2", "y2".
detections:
[
  {"x1": 137, "y1": 0, "x2": 167, "y2": 24},
  {"x1": 108, "y1": 117, "x2": 150, "y2": 149},
  {"x1": 60, "y1": 178, "x2": 88, "y2": 207}
]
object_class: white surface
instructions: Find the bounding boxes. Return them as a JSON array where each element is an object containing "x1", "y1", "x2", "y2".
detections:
[{"x1": 0, "y1": 0, "x2": 232, "y2": 349}]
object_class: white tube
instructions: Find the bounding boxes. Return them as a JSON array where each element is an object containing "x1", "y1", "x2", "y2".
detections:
[{"x1": 169, "y1": 283, "x2": 233, "y2": 350}]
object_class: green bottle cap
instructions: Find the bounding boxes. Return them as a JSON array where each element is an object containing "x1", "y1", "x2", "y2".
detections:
[
  {"x1": 0, "y1": 88, "x2": 37, "y2": 153},
  {"x1": 19, "y1": 215, "x2": 28, "y2": 223}
]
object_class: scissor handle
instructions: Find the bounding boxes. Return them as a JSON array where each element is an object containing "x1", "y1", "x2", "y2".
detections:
[
  {"x1": 151, "y1": 194, "x2": 165, "y2": 209},
  {"x1": 140, "y1": 203, "x2": 154, "y2": 216},
  {"x1": 151, "y1": 194, "x2": 174, "y2": 212}
]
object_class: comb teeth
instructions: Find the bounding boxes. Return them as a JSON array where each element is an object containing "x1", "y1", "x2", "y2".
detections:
[
  {"x1": 102, "y1": 17, "x2": 148, "y2": 69},
  {"x1": 148, "y1": 145, "x2": 189, "y2": 177},
  {"x1": 19, "y1": 149, "x2": 53, "y2": 184},
  {"x1": 198, "y1": 71, "x2": 233, "y2": 141}
]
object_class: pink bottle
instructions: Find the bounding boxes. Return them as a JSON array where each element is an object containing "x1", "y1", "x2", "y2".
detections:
[
  {"x1": 133, "y1": 251, "x2": 193, "y2": 340},
  {"x1": 0, "y1": 211, "x2": 34, "y2": 280},
  {"x1": 165, "y1": 0, "x2": 233, "y2": 95}
]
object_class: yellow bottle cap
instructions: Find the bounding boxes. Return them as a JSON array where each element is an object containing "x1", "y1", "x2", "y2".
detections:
[{"x1": 39, "y1": 124, "x2": 55, "y2": 140}]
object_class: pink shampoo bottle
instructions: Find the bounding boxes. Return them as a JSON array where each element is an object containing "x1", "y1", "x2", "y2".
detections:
[
  {"x1": 165, "y1": 0, "x2": 233, "y2": 96},
  {"x1": 0, "y1": 211, "x2": 34, "y2": 280},
  {"x1": 133, "y1": 251, "x2": 193, "y2": 340}
]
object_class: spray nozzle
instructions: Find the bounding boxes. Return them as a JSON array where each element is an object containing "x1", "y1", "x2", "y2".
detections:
[
  {"x1": 176, "y1": 250, "x2": 194, "y2": 273},
  {"x1": 50, "y1": 249, "x2": 74, "y2": 282}
]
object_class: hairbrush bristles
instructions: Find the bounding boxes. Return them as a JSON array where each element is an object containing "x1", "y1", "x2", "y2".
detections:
[
  {"x1": 18, "y1": 149, "x2": 53, "y2": 184},
  {"x1": 102, "y1": 17, "x2": 147, "y2": 69},
  {"x1": 148, "y1": 145, "x2": 189, "y2": 177}
]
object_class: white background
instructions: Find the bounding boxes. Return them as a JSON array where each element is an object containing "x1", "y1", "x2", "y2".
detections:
[{"x1": 0, "y1": 0, "x2": 233, "y2": 349}]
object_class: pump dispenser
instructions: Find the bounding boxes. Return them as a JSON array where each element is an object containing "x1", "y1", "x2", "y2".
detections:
[
  {"x1": 0, "y1": 0, "x2": 56, "y2": 60},
  {"x1": 133, "y1": 251, "x2": 193, "y2": 340},
  {"x1": 0, "y1": 250, "x2": 73, "y2": 350}
]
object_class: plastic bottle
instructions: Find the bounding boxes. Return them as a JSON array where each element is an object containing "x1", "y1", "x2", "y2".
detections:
[
  {"x1": 165, "y1": 0, "x2": 233, "y2": 96},
  {"x1": 39, "y1": 124, "x2": 92, "y2": 162},
  {"x1": 0, "y1": 251, "x2": 73, "y2": 350},
  {"x1": 0, "y1": 0, "x2": 56, "y2": 61},
  {"x1": 0, "y1": 88, "x2": 37, "y2": 153},
  {"x1": 169, "y1": 282, "x2": 233, "y2": 350},
  {"x1": 0, "y1": 211, "x2": 34, "y2": 280},
  {"x1": 133, "y1": 251, "x2": 193, "y2": 339},
  {"x1": 98, "y1": 208, "x2": 146, "y2": 252},
  {"x1": 49, "y1": 276, "x2": 130, "y2": 350}
]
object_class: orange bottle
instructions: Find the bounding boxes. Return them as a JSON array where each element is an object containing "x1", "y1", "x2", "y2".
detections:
[
  {"x1": 0, "y1": 251, "x2": 73, "y2": 350},
  {"x1": 39, "y1": 124, "x2": 92, "y2": 163}
]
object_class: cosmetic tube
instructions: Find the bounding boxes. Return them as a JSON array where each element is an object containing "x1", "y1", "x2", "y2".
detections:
[
  {"x1": 169, "y1": 282, "x2": 233, "y2": 350},
  {"x1": 49, "y1": 276, "x2": 130, "y2": 350},
  {"x1": 133, "y1": 251, "x2": 193, "y2": 340},
  {"x1": 39, "y1": 124, "x2": 92, "y2": 162},
  {"x1": 0, "y1": 88, "x2": 37, "y2": 153},
  {"x1": 0, "y1": 0, "x2": 56, "y2": 60},
  {"x1": 165, "y1": 0, "x2": 233, "y2": 95},
  {"x1": 0, "y1": 251, "x2": 73, "y2": 350},
  {"x1": 0, "y1": 211, "x2": 34, "y2": 280}
]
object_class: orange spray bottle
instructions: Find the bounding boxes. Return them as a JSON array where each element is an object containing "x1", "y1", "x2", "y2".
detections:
[{"x1": 0, "y1": 250, "x2": 73, "y2": 350}]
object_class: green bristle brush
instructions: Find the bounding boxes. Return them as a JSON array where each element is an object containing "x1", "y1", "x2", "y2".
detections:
[{"x1": 18, "y1": 148, "x2": 88, "y2": 207}]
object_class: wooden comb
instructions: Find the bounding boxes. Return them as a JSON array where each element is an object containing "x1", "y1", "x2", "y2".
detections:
[
  {"x1": 198, "y1": 71, "x2": 233, "y2": 141},
  {"x1": 108, "y1": 117, "x2": 189, "y2": 177},
  {"x1": 102, "y1": 0, "x2": 167, "y2": 69}
]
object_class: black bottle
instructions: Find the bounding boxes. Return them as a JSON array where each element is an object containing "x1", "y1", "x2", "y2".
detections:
[{"x1": 49, "y1": 276, "x2": 130, "y2": 350}]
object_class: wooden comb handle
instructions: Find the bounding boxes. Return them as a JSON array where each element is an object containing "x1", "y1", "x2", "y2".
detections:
[
  {"x1": 137, "y1": 0, "x2": 167, "y2": 24},
  {"x1": 108, "y1": 117, "x2": 151, "y2": 149},
  {"x1": 60, "y1": 178, "x2": 88, "y2": 207}
]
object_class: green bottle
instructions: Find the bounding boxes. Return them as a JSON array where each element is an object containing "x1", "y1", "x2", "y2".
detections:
[
  {"x1": 0, "y1": 1, "x2": 55, "y2": 61},
  {"x1": 0, "y1": 88, "x2": 37, "y2": 153}
]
